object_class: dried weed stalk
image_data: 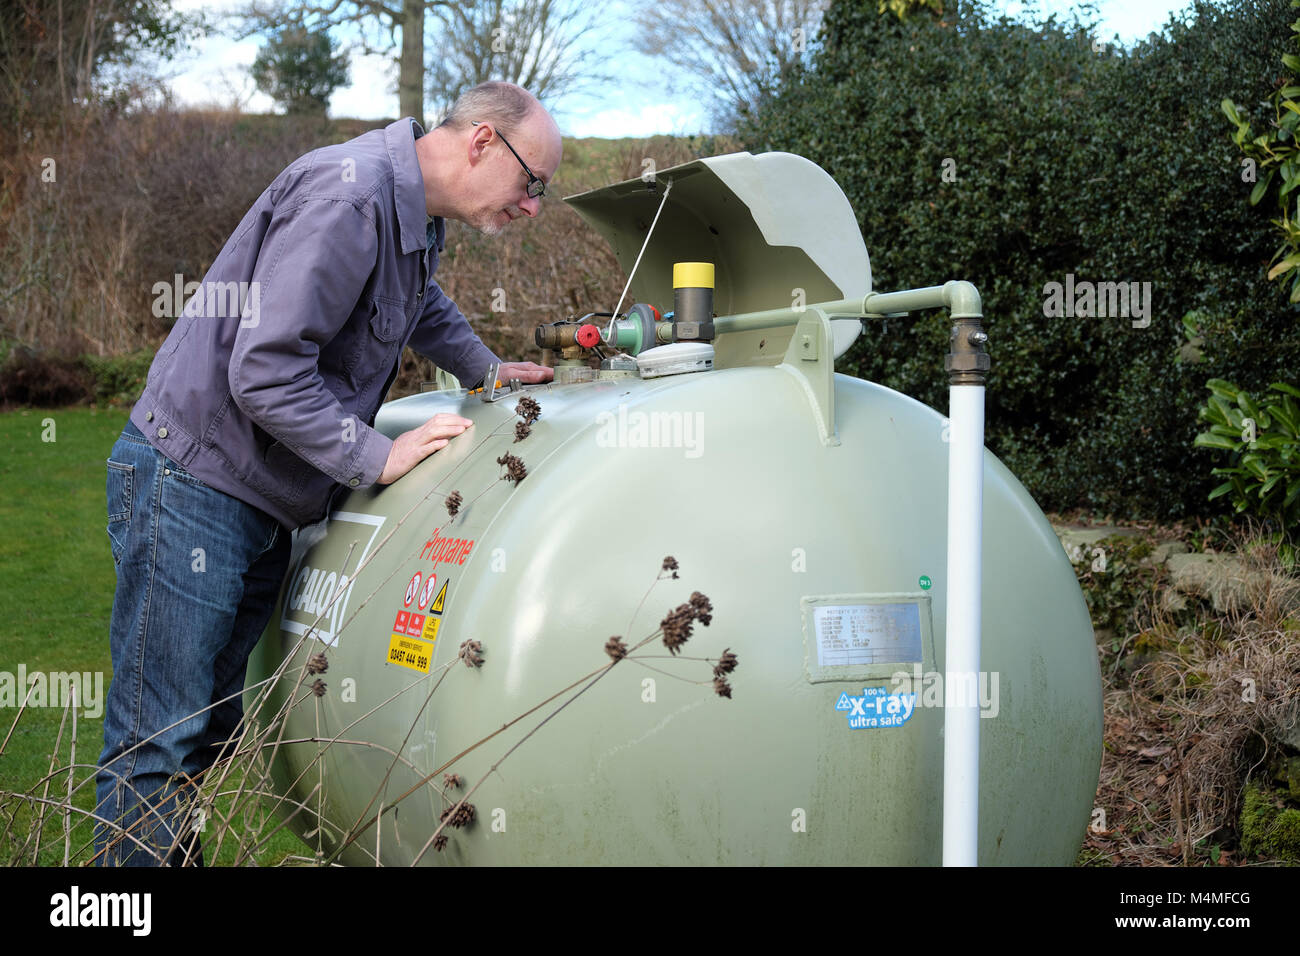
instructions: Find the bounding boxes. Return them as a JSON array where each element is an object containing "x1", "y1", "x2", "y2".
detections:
[
  {"x1": 0, "y1": 462, "x2": 732, "y2": 870},
  {"x1": 1084, "y1": 533, "x2": 1300, "y2": 866}
]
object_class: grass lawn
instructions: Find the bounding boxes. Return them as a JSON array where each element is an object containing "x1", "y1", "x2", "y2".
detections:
[{"x1": 0, "y1": 406, "x2": 306, "y2": 865}]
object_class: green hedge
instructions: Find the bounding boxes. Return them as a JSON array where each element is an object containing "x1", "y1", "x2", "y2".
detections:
[
  {"x1": 0, "y1": 344, "x2": 154, "y2": 407},
  {"x1": 740, "y1": 0, "x2": 1300, "y2": 519}
]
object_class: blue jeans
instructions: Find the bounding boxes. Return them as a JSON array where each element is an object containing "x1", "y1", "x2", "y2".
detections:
[{"x1": 94, "y1": 420, "x2": 291, "y2": 866}]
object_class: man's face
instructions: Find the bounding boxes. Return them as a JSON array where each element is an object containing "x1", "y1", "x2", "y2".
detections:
[{"x1": 465, "y1": 112, "x2": 562, "y2": 236}]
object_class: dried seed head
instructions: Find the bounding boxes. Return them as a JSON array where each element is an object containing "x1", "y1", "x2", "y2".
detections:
[
  {"x1": 661, "y1": 602, "x2": 695, "y2": 655},
  {"x1": 713, "y1": 676, "x2": 733, "y2": 699},
  {"x1": 445, "y1": 490, "x2": 463, "y2": 517},
  {"x1": 433, "y1": 833, "x2": 449, "y2": 852},
  {"x1": 310, "y1": 678, "x2": 327, "y2": 698},
  {"x1": 605, "y1": 636, "x2": 628, "y2": 661},
  {"x1": 662, "y1": 556, "x2": 679, "y2": 579},
  {"x1": 444, "y1": 773, "x2": 462, "y2": 790},
  {"x1": 497, "y1": 453, "x2": 527, "y2": 484},
  {"x1": 514, "y1": 420, "x2": 531, "y2": 443},
  {"x1": 713, "y1": 648, "x2": 739, "y2": 677},
  {"x1": 306, "y1": 652, "x2": 329, "y2": 675},
  {"x1": 440, "y1": 802, "x2": 476, "y2": 829},
  {"x1": 459, "y1": 639, "x2": 485, "y2": 668},
  {"x1": 515, "y1": 396, "x2": 541, "y2": 425},
  {"x1": 689, "y1": 591, "x2": 713, "y2": 626}
]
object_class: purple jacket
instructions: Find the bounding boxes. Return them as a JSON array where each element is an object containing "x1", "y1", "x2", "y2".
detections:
[{"x1": 129, "y1": 118, "x2": 500, "y2": 529}]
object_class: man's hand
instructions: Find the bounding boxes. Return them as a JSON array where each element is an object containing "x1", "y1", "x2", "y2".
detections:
[
  {"x1": 496, "y1": 361, "x2": 553, "y2": 384},
  {"x1": 378, "y1": 413, "x2": 473, "y2": 485}
]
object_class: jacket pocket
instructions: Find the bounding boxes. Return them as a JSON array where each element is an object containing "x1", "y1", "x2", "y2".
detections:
[
  {"x1": 260, "y1": 439, "x2": 312, "y2": 504},
  {"x1": 340, "y1": 298, "x2": 405, "y2": 385},
  {"x1": 369, "y1": 297, "x2": 405, "y2": 343}
]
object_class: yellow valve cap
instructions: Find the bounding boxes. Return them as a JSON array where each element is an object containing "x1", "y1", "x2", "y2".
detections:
[{"x1": 673, "y1": 262, "x2": 715, "y2": 289}]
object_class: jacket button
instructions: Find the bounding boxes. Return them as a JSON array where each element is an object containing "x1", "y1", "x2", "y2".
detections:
[
  {"x1": 349, "y1": 478, "x2": 360, "y2": 487},
  {"x1": 145, "y1": 411, "x2": 154, "y2": 421},
  {"x1": 157, "y1": 427, "x2": 168, "y2": 439}
]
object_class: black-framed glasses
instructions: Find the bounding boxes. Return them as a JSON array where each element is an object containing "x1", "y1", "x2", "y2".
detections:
[{"x1": 472, "y1": 120, "x2": 545, "y2": 199}]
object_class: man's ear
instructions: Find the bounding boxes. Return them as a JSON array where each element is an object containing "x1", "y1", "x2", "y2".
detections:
[{"x1": 467, "y1": 122, "x2": 494, "y2": 166}]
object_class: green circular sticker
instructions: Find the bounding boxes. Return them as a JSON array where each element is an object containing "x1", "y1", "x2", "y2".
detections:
[{"x1": 919, "y1": 575, "x2": 932, "y2": 590}]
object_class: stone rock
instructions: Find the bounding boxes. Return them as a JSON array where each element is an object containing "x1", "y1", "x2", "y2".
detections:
[
  {"x1": 1053, "y1": 526, "x2": 1138, "y2": 565},
  {"x1": 1281, "y1": 709, "x2": 1300, "y2": 754},
  {"x1": 1147, "y1": 540, "x2": 1190, "y2": 565},
  {"x1": 1165, "y1": 552, "x2": 1282, "y2": 613}
]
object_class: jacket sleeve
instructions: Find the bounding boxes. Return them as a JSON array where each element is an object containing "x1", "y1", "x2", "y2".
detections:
[
  {"x1": 406, "y1": 280, "x2": 501, "y2": 386},
  {"x1": 227, "y1": 195, "x2": 393, "y2": 489}
]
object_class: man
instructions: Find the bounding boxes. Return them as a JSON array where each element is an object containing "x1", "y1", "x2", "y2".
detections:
[{"x1": 95, "y1": 81, "x2": 560, "y2": 865}]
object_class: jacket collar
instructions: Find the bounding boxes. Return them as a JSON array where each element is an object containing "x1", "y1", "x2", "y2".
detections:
[{"x1": 385, "y1": 117, "x2": 434, "y2": 256}]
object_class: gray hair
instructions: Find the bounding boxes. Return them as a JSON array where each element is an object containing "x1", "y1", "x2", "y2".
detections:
[{"x1": 438, "y1": 82, "x2": 537, "y2": 137}]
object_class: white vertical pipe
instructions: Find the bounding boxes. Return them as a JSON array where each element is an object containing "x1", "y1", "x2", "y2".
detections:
[{"x1": 943, "y1": 382, "x2": 984, "y2": 866}]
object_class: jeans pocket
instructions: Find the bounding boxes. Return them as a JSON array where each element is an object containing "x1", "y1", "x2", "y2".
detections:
[
  {"x1": 162, "y1": 454, "x2": 206, "y2": 487},
  {"x1": 106, "y1": 458, "x2": 134, "y2": 566}
]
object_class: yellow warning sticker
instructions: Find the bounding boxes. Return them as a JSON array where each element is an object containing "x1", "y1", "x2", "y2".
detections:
[
  {"x1": 430, "y1": 579, "x2": 449, "y2": 614},
  {"x1": 422, "y1": 616, "x2": 441, "y2": 642},
  {"x1": 387, "y1": 633, "x2": 433, "y2": 673}
]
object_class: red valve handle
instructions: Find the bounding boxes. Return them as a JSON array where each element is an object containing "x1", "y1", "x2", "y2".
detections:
[{"x1": 576, "y1": 324, "x2": 601, "y2": 348}]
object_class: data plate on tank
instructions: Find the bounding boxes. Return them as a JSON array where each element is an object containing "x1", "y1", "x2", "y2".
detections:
[{"x1": 800, "y1": 594, "x2": 935, "y2": 684}]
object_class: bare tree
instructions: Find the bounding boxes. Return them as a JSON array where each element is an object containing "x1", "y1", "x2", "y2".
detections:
[
  {"x1": 238, "y1": 0, "x2": 611, "y2": 125},
  {"x1": 0, "y1": 0, "x2": 196, "y2": 136},
  {"x1": 631, "y1": 0, "x2": 829, "y2": 128},
  {"x1": 239, "y1": 0, "x2": 431, "y2": 122},
  {"x1": 423, "y1": 0, "x2": 609, "y2": 122}
]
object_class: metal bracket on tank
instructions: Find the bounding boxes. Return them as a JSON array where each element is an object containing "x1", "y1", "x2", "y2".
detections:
[
  {"x1": 776, "y1": 308, "x2": 838, "y2": 446},
  {"x1": 474, "y1": 362, "x2": 526, "y2": 403}
]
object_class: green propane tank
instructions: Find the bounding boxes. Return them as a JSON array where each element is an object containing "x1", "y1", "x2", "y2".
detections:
[{"x1": 247, "y1": 151, "x2": 1102, "y2": 866}]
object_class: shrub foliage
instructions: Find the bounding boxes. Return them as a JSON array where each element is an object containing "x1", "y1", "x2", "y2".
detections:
[
  {"x1": 1195, "y1": 378, "x2": 1300, "y2": 540},
  {"x1": 740, "y1": 0, "x2": 1300, "y2": 519}
]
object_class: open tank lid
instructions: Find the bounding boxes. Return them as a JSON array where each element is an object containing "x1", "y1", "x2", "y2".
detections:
[{"x1": 564, "y1": 151, "x2": 870, "y2": 358}]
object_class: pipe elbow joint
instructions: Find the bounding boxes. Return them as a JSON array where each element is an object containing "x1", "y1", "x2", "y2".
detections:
[{"x1": 943, "y1": 280, "x2": 983, "y2": 322}]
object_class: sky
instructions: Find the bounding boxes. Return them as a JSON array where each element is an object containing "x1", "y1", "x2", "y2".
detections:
[{"x1": 164, "y1": 0, "x2": 1209, "y2": 137}]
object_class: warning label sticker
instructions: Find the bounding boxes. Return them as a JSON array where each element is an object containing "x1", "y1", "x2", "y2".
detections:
[
  {"x1": 387, "y1": 634, "x2": 433, "y2": 673},
  {"x1": 813, "y1": 603, "x2": 923, "y2": 668},
  {"x1": 391, "y1": 575, "x2": 447, "y2": 658},
  {"x1": 404, "y1": 572, "x2": 422, "y2": 608},
  {"x1": 429, "y1": 579, "x2": 448, "y2": 614},
  {"x1": 419, "y1": 573, "x2": 438, "y2": 610}
]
